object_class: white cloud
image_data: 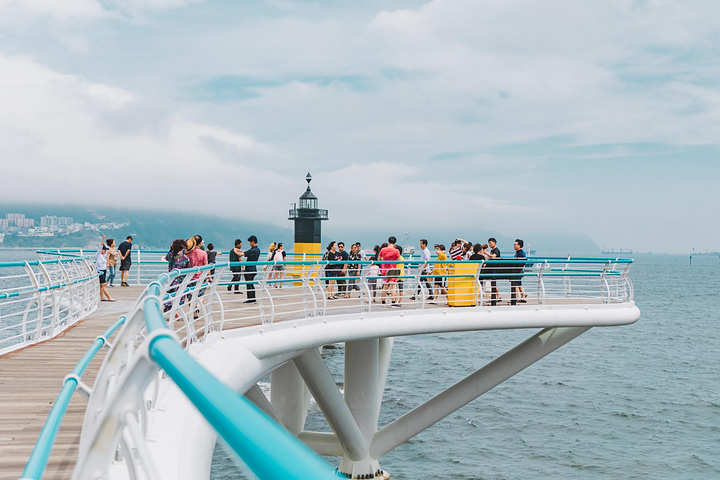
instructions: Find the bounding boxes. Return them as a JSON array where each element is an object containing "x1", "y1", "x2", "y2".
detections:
[
  {"x1": 0, "y1": 54, "x2": 285, "y2": 222},
  {"x1": 1, "y1": 0, "x2": 720, "y2": 251},
  {"x1": 0, "y1": 0, "x2": 107, "y2": 21},
  {"x1": 0, "y1": 0, "x2": 206, "y2": 23},
  {"x1": 0, "y1": 53, "x2": 541, "y2": 234}
]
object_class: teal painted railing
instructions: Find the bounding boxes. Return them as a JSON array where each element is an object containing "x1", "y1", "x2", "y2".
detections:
[{"x1": 20, "y1": 315, "x2": 126, "y2": 480}]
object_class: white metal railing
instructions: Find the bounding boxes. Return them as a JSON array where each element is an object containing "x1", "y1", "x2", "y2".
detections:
[
  {"x1": 37, "y1": 249, "x2": 320, "y2": 285},
  {"x1": 137, "y1": 257, "x2": 634, "y2": 348},
  {"x1": 0, "y1": 255, "x2": 99, "y2": 355}
]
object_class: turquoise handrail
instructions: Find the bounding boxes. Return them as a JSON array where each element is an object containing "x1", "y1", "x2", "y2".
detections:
[
  {"x1": 143, "y1": 286, "x2": 338, "y2": 480},
  {"x1": 21, "y1": 316, "x2": 127, "y2": 480}
]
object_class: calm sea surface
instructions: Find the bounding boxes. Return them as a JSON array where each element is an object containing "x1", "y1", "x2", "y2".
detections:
[
  {"x1": 2, "y1": 250, "x2": 718, "y2": 479},
  {"x1": 211, "y1": 253, "x2": 720, "y2": 479}
]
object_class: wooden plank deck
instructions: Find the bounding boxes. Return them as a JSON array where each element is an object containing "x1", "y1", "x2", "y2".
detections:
[{"x1": 0, "y1": 287, "x2": 145, "y2": 480}]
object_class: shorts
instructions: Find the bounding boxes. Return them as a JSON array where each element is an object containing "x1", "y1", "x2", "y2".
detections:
[
  {"x1": 98, "y1": 270, "x2": 107, "y2": 284},
  {"x1": 386, "y1": 269, "x2": 400, "y2": 278},
  {"x1": 120, "y1": 259, "x2": 132, "y2": 271},
  {"x1": 273, "y1": 265, "x2": 285, "y2": 271},
  {"x1": 434, "y1": 276, "x2": 444, "y2": 286}
]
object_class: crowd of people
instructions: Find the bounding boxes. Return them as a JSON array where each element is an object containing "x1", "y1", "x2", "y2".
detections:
[
  {"x1": 93, "y1": 233, "x2": 528, "y2": 307},
  {"x1": 94, "y1": 234, "x2": 134, "y2": 301},
  {"x1": 321, "y1": 235, "x2": 528, "y2": 307}
]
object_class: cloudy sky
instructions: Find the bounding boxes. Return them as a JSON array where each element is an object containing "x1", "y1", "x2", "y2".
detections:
[{"x1": 1, "y1": 0, "x2": 718, "y2": 253}]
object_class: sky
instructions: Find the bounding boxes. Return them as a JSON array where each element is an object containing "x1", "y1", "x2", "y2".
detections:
[{"x1": 0, "y1": 0, "x2": 719, "y2": 253}]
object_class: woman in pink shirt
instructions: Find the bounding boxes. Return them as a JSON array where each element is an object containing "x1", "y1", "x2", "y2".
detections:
[{"x1": 185, "y1": 235, "x2": 208, "y2": 280}]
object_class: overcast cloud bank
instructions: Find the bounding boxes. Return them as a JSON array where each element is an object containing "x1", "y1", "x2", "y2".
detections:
[{"x1": 1, "y1": 0, "x2": 718, "y2": 253}]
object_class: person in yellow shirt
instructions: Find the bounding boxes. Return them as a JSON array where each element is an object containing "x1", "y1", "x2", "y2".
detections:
[
  {"x1": 394, "y1": 245, "x2": 405, "y2": 307},
  {"x1": 431, "y1": 244, "x2": 448, "y2": 304}
]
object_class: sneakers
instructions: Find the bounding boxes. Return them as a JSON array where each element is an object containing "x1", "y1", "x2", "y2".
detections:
[{"x1": 244, "y1": 299, "x2": 257, "y2": 304}]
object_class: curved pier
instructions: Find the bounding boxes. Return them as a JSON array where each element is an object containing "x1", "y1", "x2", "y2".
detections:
[{"x1": 3, "y1": 254, "x2": 639, "y2": 479}]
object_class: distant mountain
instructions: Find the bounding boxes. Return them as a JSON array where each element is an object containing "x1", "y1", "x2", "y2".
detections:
[{"x1": 0, "y1": 204, "x2": 292, "y2": 251}]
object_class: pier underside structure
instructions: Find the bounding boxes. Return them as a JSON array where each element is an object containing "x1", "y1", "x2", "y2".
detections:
[{"x1": 11, "y1": 255, "x2": 639, "y2": 480}]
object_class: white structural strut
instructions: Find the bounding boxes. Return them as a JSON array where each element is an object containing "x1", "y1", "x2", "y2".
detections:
[{"x1": 370, "y1": 326, "x2": 590, "y2": 458}]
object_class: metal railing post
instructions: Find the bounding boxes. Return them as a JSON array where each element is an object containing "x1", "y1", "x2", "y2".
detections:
[
  {"x1": 600, "y1": 262, "x2": 610, "y2": 304},
  {"x1": 136, "y1": 249, "x2": 141, "y2": 285}
]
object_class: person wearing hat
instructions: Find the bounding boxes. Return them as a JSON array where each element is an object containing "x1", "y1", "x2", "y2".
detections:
[
  {"x1": 185, "y1": 235, "x2": 208, "y2": 280},
  {"x1": 96, "y1": 234, "x2": 115, "y2": 302}
]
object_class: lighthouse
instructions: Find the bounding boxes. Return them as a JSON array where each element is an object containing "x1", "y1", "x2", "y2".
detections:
[{"x1": 288, "y1": 172, "x2": 328, "y2": 258}]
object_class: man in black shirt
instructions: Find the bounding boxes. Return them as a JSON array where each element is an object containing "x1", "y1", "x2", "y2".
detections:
[
  {"x1": 117, "y1": 236, "x2": 133, "y2": 287},
  {"x1": 228, "y1": 239, "x2": 243, "y2": 293},
  {"x1": 337, "y1": 242, "x2": 349, "y2": 295},
  {"x1": 487, "y1": 237, "x2": 501, "y2": 306},
  {"x1": 243, "y1": 235, "x2": 260, "y2": 303}
]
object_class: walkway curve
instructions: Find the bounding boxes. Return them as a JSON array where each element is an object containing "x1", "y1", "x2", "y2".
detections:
[{"x1": 19, "y1": 256, "x2": 638, "y2": 480}]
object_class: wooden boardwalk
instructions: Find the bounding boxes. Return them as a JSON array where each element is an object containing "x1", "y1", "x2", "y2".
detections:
[{"x1": 0, "y1": 287, "x2": 144, "y2": 480}]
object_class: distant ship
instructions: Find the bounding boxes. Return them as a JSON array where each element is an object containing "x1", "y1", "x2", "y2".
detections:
[{"x1": 601, "y1": 248, "x2": 634, "y2": 255}]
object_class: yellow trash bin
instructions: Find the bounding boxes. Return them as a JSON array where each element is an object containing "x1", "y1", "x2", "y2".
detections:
[{"x1": 447, "y1": 262, "x2": 479, "y2": 307}]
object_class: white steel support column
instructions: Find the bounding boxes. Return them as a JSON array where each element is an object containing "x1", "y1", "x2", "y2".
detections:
[
  {"x1": 293, "y1": 349, "x2": 367, "y2": 461},
  {"x1": 338, "y1": 339, "x2": 384, "y2": 478},
  {"x1": 245, "y1": 384, "x2": 281, "y2": 424},
  {"x1": 377, "y1": 337, "x2": 393, "y2": 407},
  {"x1": 270, "y1": 362, "x2": 311, "y2": 435},
  {"x1": 371, "y1": 326, "x2": 591, "y2": 458}
]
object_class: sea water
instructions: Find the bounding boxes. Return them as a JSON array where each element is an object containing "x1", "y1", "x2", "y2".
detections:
[
  {"x1": 2, "y1": 250, "x2": 718, "y2": 478},
  {"x1": 210, "y1": 253, "x2": 720, "y2": 479}
]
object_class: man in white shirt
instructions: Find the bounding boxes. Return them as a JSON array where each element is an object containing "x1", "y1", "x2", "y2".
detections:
[{"x1": 411, "y1": 239, "x2": 434, "y2": 301}]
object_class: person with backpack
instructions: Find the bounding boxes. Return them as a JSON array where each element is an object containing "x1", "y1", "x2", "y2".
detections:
[{"x1": 271, "y1": 242, "x2": 286, "y2": 287}]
